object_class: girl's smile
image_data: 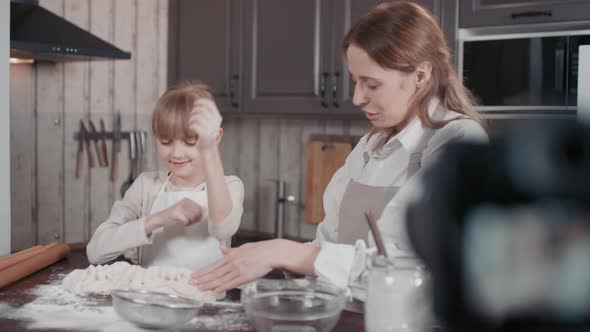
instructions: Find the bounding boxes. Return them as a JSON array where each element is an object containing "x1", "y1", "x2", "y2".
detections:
[
  {"x1": 170, "y1": 160, "x2": 190, "y2": 167},
  {"x1": 156, "y1": 139, "x2": 205, "y2": 187}
]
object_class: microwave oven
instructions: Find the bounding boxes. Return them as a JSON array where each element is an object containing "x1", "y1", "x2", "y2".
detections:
[{"x1": 458, "y1": 23, "x2": 590, "y2": 116}]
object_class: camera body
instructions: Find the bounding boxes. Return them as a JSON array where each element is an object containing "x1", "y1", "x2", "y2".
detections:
[{"x1": 407, "y1": 121, "x2": 590, "y2": 331}]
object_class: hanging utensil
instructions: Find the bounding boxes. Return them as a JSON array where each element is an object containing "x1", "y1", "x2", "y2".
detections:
[
  {"x1": 99, "y1": 119, "x2": 109, "y2": 167},
  {"x1": 111, "y1": 113, "x2": 121, "y2": 182},
  {"x1": 133, "y1": 131, "x2": 142, "y2": 181},
  {"x1": 75, "y1": 121, "x2": 85, "y2": 178},
  {"x1": 79, "y1": 120, "x2": 96, "y2": 169},
  {"x1": 88, "y1": 119, "x2": 106, "y2": 167},
  {"x1": 120, "y1": 130, "x2": 136, "y2": 198}
]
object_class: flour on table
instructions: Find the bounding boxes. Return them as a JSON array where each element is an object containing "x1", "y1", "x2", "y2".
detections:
[
  {"x1": 62, "y1": 261, "x2": 218, "y2": 302},
  {"x1": 0, "y1": 282, "x2": 249, "y2": 332}
]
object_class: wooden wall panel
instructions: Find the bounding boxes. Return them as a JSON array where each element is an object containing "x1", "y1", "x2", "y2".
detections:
[
  {"x1": 136, "y1": 0, "x2": 161, "y2": 175},
  {"x1": 36, "y1": 0, "x2": 64, "y2": 246},
  {"x1": 88, "y1": 0, "x2": 114, "y2": 236},
  {"x1": 219, "y1": 119, "x2": 240, "y2": 177},
  {"x1": 279, "y1": 120, "x2": 304, "y2": 238},
  {"x1": 10, "y1": 0, "x2": 166, "y2": 248},
  {"x1": 113, "y1": 0, "x2": 137, "y2": 201},
  {"x1": 157, "y1": 0, "x2": 169, "y2": 98},
  {"x1": 237, "y1": 119, "x2": 259, "y2": 231},
  {"x1": 256, "y1": 120, "x2": 280, "y2": 234},
  {"x1": 35, "y1": 60, "x2": 64, "y2": 246},
  {"x1": 156, "y1": 0, "x2": 169, "y2": 171},
  {"x1": 349, "y1": 120, "x2": 369, "y2": 137},
  {"x1": 9, "y1": 64, "x2": 36, "y2": 251},
  {"x1": 62, "y1": 0, "x2": 91, "y2": 244}
]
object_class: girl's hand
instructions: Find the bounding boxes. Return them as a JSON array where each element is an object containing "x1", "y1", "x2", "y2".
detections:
[
  {"x1": 145, "y1": 198, "x2": 204, "y2": 235},
  {"x1": 190, "y1": 241, "x2": 280, "y2": 292},
  {"x1": 168, "y1": 198, "x2": 205, "y2": 226},
  {"x1": 189, "y1": 98, "x2": 222, "y2": 151}
]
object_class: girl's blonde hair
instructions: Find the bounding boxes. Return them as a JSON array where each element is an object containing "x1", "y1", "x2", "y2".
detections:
[
  {"x1": 342, "y1": 1, "x2": 485, "y2": 145},
  {"x1": 152, "y1": 82, "x2": 213, "y2": 140}
]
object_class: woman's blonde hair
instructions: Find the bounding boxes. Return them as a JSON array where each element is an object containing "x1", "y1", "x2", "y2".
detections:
[
  {"x1": 152, "y1": 82, "x2": 213, "y2": 140},
  {"x1": 342, "y1": 1, "x2": 485, "y2": 143}
]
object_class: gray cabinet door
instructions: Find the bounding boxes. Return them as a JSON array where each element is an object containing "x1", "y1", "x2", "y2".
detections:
[
  {"x1": 460, "y1": 0, "x2": 590, "y2": 28},
  {"x1": 241, "y1": 0, "x2": 329, "y2": 114},
  {"x1": 332, "y1": 0, "x2": 445, "y2": 115},
  {"x1": 169, "y1": 0, "x2": 242, "y2": 112}
]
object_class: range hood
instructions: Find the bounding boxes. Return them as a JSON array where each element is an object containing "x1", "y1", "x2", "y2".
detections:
[{"x1": 11, "y1": 2, "x2": 131, "y2": 61}]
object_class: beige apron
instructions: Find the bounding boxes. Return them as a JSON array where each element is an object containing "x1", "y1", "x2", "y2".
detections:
[{"x1": 338, "y1": 106, "x2": 443, "y2": 311}]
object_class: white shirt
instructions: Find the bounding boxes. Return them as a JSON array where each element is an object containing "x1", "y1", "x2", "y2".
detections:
[{"x1": 311, "y1": 99, "x2": 489, "y2": 300}]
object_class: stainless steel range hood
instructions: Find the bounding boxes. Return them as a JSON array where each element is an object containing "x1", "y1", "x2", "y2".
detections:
[{"x1": 11, "y1": 2, "x2": 131, "y2": 61}]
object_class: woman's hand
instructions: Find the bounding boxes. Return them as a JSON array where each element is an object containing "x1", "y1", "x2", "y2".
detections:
[
  {"x1": 189, "y1": 98, "x2": 222, "y2": 151},
  {"x1": 145, "y1": 198, "x2": 205, "y2": 234},
  {"x1": 190, "y1": 240, "x2": 282, "y2": 292}
]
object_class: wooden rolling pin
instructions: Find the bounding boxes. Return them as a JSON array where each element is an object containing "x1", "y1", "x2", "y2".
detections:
[
  {"x1": 0, "y1": 243, "x2": 71, "y2": 289},
  {"x1": 0, "y1": 243, "x2": 59, "y2": 271},
  {"x1": 0, "y1": 245, "x2": 43, "y2": 264}
]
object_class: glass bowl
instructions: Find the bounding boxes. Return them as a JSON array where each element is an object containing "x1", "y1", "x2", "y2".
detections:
[
  {"x1": 241, "y1": 278, "x2": 346, "y2": 332},
  {"x1": 111, "y1": 289, "x2": 202, "y2": 329}
]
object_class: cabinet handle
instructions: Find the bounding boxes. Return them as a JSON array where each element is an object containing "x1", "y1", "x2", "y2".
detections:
[
  {"x1": 230, "y1": 74, "x2": 239, "y2": 108},
  {"x1": 555, "y1": 46, "x2": 565, "y2": 93},
  {"x1": 511, "y1": 10, "x2": 552, "y2": 19},
  {"x1": 320, "y1": 72, "x2": 329, "y2": 108},
  {"x1": 332, "y1": 71, "x2": 340, "y2": 108}
]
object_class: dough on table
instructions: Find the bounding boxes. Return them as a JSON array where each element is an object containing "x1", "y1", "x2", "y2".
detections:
[{"x1": 61, "y1": 261, "x2": 220, "y2": 301}]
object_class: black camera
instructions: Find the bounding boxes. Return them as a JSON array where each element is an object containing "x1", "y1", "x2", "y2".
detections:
[{"x1": 407, "y1": 121, "x2": 590, "y2": 332}]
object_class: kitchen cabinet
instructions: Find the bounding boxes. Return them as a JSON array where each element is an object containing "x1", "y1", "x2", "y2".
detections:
[
  {"x1": 170, "y1": 0, "x2": 452, "y2": 115},
  {"x1": 168, "y1": 0, "x2": 242, "y2": 112},
  {"x1": 331, "y1": 0, "x2": 449, "y2": 114},
  {"x1": 460, "y1": 0, "x2": 590, "y2": 28},
  {"x1": 242, "y1": 0, "x2": 448, "y2": 115}
]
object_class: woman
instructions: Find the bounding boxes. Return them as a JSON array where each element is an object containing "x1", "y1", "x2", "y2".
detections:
[{"x1": 190, "y1": 1, "x2": 488, "y2": 301}]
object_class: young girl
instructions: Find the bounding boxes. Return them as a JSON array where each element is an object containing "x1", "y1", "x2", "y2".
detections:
[{"x1": 87, "y1": 82, "x2": 244, "y2": 271}]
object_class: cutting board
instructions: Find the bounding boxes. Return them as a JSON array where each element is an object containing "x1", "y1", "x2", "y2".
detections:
[{"x1": 304, "y1": 136, "x2": 358, "y2": 224}]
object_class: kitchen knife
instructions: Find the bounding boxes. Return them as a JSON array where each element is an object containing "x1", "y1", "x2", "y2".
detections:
[
  {"x1": 80, "y1": 120, "x2": 96, "y2": 168},
  {"x1": 75, "y1": 121, "x2": 84, "y2": 178},
  {"x1": 99, "y1": 119, "x2": 109, "y2": 167},
  {"x1": 88, "y1": 119, "x2": 105, "y2": 167},
  {"x1": 111, "y1": 113, "x2": 121, "y2": 182},
  {"x1": 138, "y1": 131, "x2": 146, "y2": 174}
]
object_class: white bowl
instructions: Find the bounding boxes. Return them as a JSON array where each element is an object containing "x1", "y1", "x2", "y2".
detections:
[
  {"x1": 241, "y1": 279, "x2": 346, "y2": 332},
  {"x1": 111, "y1": 289, "x2": 202, "y2": 329}
]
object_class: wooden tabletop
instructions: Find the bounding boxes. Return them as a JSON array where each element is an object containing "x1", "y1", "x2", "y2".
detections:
[{"x1": 0, "y1": 249, "x2": 365, "y2": 331}]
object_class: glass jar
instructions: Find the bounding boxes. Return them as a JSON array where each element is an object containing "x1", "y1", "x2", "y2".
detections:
[{"x1": 365, "y1": 255, "x2": 433, "y2": 332}]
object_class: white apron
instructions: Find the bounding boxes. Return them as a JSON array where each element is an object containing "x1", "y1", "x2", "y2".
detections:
[{"x1": 140, "y1": 175, "x2": 223, "y2": 270}]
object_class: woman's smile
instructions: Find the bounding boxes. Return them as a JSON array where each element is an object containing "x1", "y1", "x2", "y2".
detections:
[{"x1": 363, "y1": 110, "x2": 380, "y2": 121}]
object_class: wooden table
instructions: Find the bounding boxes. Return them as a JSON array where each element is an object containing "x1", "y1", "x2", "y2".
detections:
[{"x1": 0, "y1": 249, "x2": 365, "y2": 331}]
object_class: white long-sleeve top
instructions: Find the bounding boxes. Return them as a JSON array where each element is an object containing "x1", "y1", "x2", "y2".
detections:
[
  {"x1": 311, "y1": 100, "x2": 489, "y2": 300},
  {"x1": 86, "y1": 171, "x2": 244, "y2": 265}
]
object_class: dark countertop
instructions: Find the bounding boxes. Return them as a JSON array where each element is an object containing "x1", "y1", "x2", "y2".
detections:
[{"x1": 0, "y1": 248, "x2": 364, "y2": 332}]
